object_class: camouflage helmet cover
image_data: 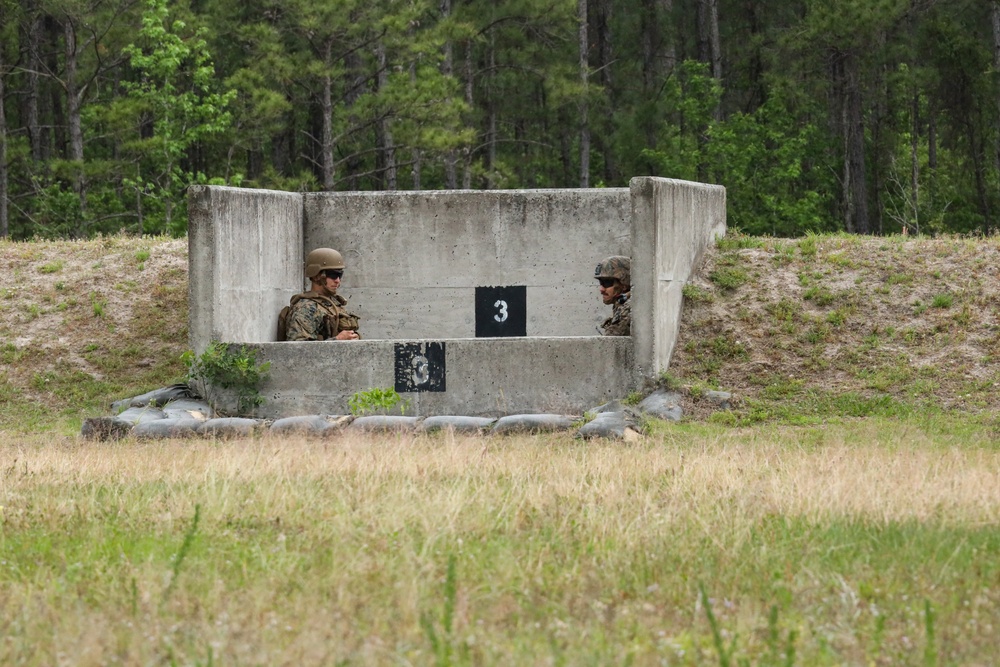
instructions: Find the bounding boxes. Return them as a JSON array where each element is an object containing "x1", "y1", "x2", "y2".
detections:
[
  {"x1": 305, "y1": 247, "x2": 346, "y2": 278},
  {"x1": 594, "y1": 255, "x2": 631, "y2": 287}
]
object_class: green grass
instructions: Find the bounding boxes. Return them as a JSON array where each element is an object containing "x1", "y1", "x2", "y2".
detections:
[
  {"x1": 709, "y1": 265, "x2": 750, "y2": 292},
  {"x1": 0, "y1": 429, "x2": 997, "y2": 664}
]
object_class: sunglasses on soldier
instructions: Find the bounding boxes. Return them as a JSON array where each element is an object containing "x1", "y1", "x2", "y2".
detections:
[
  {"x1": 324, "y1": 270, "x2": 344, "y2": 280},
  {"x1": 597, "y1": 278, "x2": 615, "y2": 288}
]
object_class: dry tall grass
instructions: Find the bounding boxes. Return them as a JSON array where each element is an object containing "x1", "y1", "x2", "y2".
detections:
[{"x1": 1, "y1": 425, "x2": 998, "y2": 664}]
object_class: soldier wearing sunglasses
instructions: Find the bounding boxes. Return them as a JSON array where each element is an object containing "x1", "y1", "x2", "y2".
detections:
[
  {"x1": 595, "y1": 256, "x2": 631, "y2": 336},
  {"x1": 282, "y1": 247, "x2": 361, "y2": 341}
]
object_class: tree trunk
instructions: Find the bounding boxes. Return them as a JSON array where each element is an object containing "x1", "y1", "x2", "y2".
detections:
[
  {"x1": 593, "y1": 0, "x2": 616, "y2": 183},
  {"x1": 320, "y1": 39, "x2": 335, "y2": 191},
  {"x1": 343, "y1": 35, "x2": 365, "y2": 190},
  {"x1": 440, "y1": 0, "x2": 457, "y2": 188},
  {"x1": 486, "y1": 29, "x2": 496, "y2": 188},
  {"x1": 63, "y1": 16, "x2": 88, "y2": 232},
  {"x1": 639, "y1": 0, "x2": 675, "y2": 148},
  {"x1": 462, "y1": 40, "x2": 473, "y2": 189},
  {"x1": 578, "y1": 0, "x2": 590, "y2": 187},
  {"x1": 0, "y1": 19, "x2": 8, "y2": 238},
  {"x1": 992, "y1": 0, "x2": 1000, "y2": 171},
  {"x1": 696, "y1": 0, "x2": 722, "y2": 120},
  {"x1": 841, "y1": 50, "x2": 870, "y2": 234},
  {"x1": 911, "y1": 93, "x2": 920, "y2": 235},
  {"x1": 376, "y1": 41, "x2": 397, "y2": 190},
  {"x1": 22, "y1": 1, "x2": 43, "y2": 161},
  {"x1": 409, "y1": 59, "x2": 421, "y2": 189}
]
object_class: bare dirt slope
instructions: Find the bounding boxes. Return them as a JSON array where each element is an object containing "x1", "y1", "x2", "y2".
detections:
[
  {"x1": 0, "y1": 235, "x2": 189, "y2": 430},
  {"x1": 2, "y1": 233, "x2": 999, "y2": 429},
  {"x1": 670, "y1": 234, "x2": 1000, "y2": 421}
]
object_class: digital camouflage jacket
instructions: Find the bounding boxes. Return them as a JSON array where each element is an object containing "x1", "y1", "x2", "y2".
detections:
[
  {"x1": 284, "y1": 292, "x2": 361, "y2": 341},
  {"x1": 600, "y1": 292, "x2": 631, "y2": 336}
]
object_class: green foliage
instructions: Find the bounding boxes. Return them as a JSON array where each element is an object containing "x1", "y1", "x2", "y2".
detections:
[
  {"x1": 709, "y1": 266, "x2": 749, "y2": 292},
  {"x1": 1, "y1": 0, "x2": 999, "y2": 239},
  {"x1": 682, "y1": 283, "x2": 714, "y2": 303},
  {"x1": 622, "y1": 391, "x2": 645, "y2": 406},
  {"x1": 349, "y1": 387, "x2": 410, "y2": 416},
  {"x1": 118, "y1": 0, "x2": 237, "y2": 235},
  {"x1": 91, "y1": 293, "x2": 107, "y2": 318},
  {"x1": 181, "y1": 341, "x2": 271, "y2": 415},
  {"x1": 931, "y1": 293, "x2": 953, "y2": 309},
  {"x1": 39, "y1": 261, "x2": 64, "y2": 274}
]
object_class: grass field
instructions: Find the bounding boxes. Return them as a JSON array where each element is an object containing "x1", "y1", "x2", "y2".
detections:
[
  {"x1": 2, "y1": 418, "x2": 998, "y2": 665},
  {"x1": 3, "y1": 234, "x2": 1000, "y2": 664}
]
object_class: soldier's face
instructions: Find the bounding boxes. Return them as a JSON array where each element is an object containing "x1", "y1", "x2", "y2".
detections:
[
  {"x1": 598, "y1": 278, "x2": 622, "y2": 304},
  {"x1": 319, "y1": 271, "x2": 342, "y2": 296}
]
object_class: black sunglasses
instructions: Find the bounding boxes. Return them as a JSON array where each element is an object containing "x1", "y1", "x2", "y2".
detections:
[
  {"x1": 324, "y1": 270, "x2": 344, "y2": 280},
  {"x1": 597, "y1": 277, "x2": 616, "y2": 288}
]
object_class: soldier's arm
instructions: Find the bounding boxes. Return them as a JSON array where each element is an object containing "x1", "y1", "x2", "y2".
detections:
[{"x1": 285, "y1": 301, "x2": 325, "y2": 341}]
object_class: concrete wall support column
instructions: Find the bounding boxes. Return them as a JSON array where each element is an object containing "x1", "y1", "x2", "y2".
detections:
[
  {"x1": 188, "y1": 186, "x2": 303, "y2": 352},
  {"x1": 631, "y1": 177, "x2": 727, "y2": 378}
]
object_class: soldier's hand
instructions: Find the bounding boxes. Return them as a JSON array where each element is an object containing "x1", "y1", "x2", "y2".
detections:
[{"x1": 335, "y1": 330, "x2": 359, "y2": 340}]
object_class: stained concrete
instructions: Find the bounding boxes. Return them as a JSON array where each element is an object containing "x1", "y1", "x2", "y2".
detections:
[
  {"x1": 304, "y1": 188, "x2": 631, "y2": 338},
  {"x1": 186, "y1": 177, "x2": 725, "y2": 418},
  {"x1": 244, "y1": 335, "x2": 634, "y2": 418}
]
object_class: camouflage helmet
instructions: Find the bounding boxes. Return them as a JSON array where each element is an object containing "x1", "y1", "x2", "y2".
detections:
[
  {"x1": 305, "y1": 247, "x2": 345, "y2": 278},
  {"x1": 595, "y1": 256, "x2": 631, "y2": 288}
]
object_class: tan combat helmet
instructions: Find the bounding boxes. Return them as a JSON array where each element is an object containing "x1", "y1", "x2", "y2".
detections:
[
  {"x1": 595, "y1": 255, "x2": 631, "y2": 289},
  {"x1": 305, "y1": 248, "x2": 345, "y2": 278}
]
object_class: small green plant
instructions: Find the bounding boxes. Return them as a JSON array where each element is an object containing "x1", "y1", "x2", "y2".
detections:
[
  {"x1": 622, "y1": 390, "x2": 645, "y2": 406},
  {"x1": 709, "y1": 266, "x2": 749, "y2": 292},
  {"x1": 135, "y1": 247, "x2": 151, "y2": 264},
  {"x1": 90, "y1": 292, "x2": 107, "y2": 317},
  {"x1": 39, "y1": 260, "x2": 63, "y2": 274},
  {"x1": 913, "y1": 300, "x2": 928, "y2": 315},
  {"x1": 886, "y1": 272, "x2": 913, "y2": 286},
  {"x1": 931, "y1": 293, "x2": 953, "y2": 309},
  {"x1": 349, "y1": 386, "x2": 410, "y2": 415},
  {"x1": 24, "y1": 304, "x2": 41, "y2": 321},
  {"x1": 826, "y1": 308, "x2": 849, "y2": 327},
  {"x1": 55, "y1": 281, "x2": 65, "y2": 291},
  {"x1": 799, "y1": 235, "x2": 818, "y2": 258},
  {"x1": 716, "y1": 233, "x2": 762, "y2": 251},
  {"x1": 682, "y1": 283, "x2": 714, "y2": 303},
  {"x1": 182, "y1": 341, "x2": 271, "y2": 415},
  {"x1": 657, "y1": 372, "x2": 684, "y2": 391},
  {"x1": 803, "y1": 285, "x2": 835, "y2": 306}
]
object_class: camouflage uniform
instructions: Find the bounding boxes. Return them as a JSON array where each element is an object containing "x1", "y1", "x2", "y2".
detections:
[
  {"x1": 284, "y1": 291, "x2": 361, "y2": 341},
  {"x1": 595, "y1": 255, "x2": 631, "y2": 336},
  {"x1": 600, "y1": 293, "x2": 631, "y2": 336}
]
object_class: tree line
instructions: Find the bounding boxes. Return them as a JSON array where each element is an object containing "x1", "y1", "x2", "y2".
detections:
[{"x1": 1, "y1": 0, "x2": 998, "y2": 239}]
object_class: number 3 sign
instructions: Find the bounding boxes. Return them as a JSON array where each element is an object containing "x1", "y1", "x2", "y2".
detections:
[{"x1": 475, "y1": 286, "x2": 526, "y2": 337}]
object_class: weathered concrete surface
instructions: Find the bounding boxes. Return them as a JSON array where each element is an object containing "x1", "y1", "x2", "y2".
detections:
[
  {"x1": 304, "y1": 189, "x2": 631, "y2": 338},
  {"x1": 188, "y1": 185, "x2": 303, "y2": 353},
  {"x1": 631, "y1": 177, "x2": 727, "y2": 377},
  {"x1": 247, "y1": 336, "x2": 635, "y2": 418},
  {"x1": 186, "y1": 178, "x2": 725, "y2": 416}
]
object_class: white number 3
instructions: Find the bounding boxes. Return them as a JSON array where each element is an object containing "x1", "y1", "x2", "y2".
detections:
[{"x1": 493, "y1": 300, "x2": 508, "y2": 323}]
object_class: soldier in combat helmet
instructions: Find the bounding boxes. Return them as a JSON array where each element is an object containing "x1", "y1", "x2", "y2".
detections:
[
  {"x1": 281, "y1": 248, "x2": 361, "y2": 341},
  {"x1": 595, "y1": 255, "x2": 631, "y2": 336}
]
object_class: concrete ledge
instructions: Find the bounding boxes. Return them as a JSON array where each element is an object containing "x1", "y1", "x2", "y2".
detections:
[{"x1": 245, "y1": 336, "x2": 635, "y2": 418}]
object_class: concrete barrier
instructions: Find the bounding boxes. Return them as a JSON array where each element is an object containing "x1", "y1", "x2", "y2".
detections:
[
  {"x1": 187, "y1": 177, "x2": 725, "y2": 417},
  {"x1": 244, "y1": 336, "x2": 633, "y2": 418}
]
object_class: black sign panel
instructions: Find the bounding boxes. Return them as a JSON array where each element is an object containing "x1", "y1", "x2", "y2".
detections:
[
  {"x1": 394, "y1": 342, "x2": 446, "y2": 393},
  {"x1": 475, "y1": 285, "x2": 527, "y2": 337}
]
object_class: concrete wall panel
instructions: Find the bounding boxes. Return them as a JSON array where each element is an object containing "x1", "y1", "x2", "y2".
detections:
[
  {"x1": 249, "y1": 337, "x2": 634, "y2": 418},
  {"x1": 630, "y1": 177, "x2": 726, "y2": 376},
  {"x1": 303, "y1": 189, "x2": 631, "y2": 338},
  {"x1": 188, "y1": 186, "x2": 302, "y2": 351}
]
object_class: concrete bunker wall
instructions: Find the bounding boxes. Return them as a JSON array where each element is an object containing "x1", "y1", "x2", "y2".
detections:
[{"x1": 187, "y1": 177, "x2": 726, "y2": 417}]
